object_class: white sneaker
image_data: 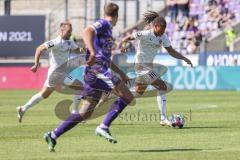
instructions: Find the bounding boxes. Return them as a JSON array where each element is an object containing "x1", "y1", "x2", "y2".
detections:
[
  {"x1": 95, "y1": 126, "x2": 117, "y2": 144},
  {"x1": 17, "y1": 106, "x2": 25, "y2": 123},
  {"x1": 160, "y1": 118, "x2": 171, "y2": 127}
]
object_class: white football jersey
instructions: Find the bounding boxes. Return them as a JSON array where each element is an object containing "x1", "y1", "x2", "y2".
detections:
[
  {"x1": 132, "y1": 29, "x2": 171, "y2": 64},
  {"x1": 44, "y1": 36, "x2": 78, "y2": 69}
]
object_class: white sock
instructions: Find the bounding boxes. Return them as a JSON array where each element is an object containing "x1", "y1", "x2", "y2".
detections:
[
  {"x1": 22, "y1": 93, "x2": 44, "y2": 112},
  {"x1": 72, "y1": 95, "x2": 81, "y2": 113},
  {"x1": 51, "y1": 131, "x2": 57, "y2": 140},
  {"x1": 157, "y1": 93, "x2": 167, "y2": 120},
  {"x1": 100, "y1": 123, "x2": 108, "y2": 130}
]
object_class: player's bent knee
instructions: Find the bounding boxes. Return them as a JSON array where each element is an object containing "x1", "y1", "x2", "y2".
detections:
[
  {"x1": 158, "y1": 81, "x2": 173, "y2": 94},
  {"x1": 135, "y1": 84, "x2": 147, "y2": 95},
  {"x1": 41, "y1": 87, "x2": 54, "y2": 98},
  {"x1": 79, "y1": 99, "x2": 98, "y2": 120},
  {"x1": 122, "y1": 92, "x2": 134, "y2": 104},
  {"x1": 41, "y1": 92, "x2": 50, "y2": 99}
]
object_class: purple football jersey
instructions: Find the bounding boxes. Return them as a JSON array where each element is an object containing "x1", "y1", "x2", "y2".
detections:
[
  {"x1": 83, "y1": 19, "x2": 120, "y2": 99},
  {"x1": 86, "y1": 19, "x2": 114, "y2": 71}
]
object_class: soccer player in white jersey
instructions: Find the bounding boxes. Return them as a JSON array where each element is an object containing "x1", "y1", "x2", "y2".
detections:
[
  {"x1": 17, "y1": 22, "x2": 83, "y2": 123},
  {"x1": 121, "y1": 11, "x2": 193, "y2": 126}
]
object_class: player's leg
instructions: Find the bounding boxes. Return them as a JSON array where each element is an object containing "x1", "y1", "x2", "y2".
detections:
[
  {"x1": 17, "y1": 87, "x2": 54, "y2": 123},
  {"x1": 64, "y1": 76, "x2": 84, "y2": 113},
  {"x1": 134, "y1": 83, "x2": 148, "y2": 95},
  {"x1": 44, "y1": 98, "x2": 99, "y2": 152},
  {"x1": 100, "y1": 81, "x2": 134, "y2": 128},
  {"x1": 151, "y1": 78, "x2": 171, "y2": 126},
  {"x1": 72, "y1": 94, "x2": 81, "y2": 114},
  {"x1": 97, "y1": 81, "x2": 134, "y2": 143}
]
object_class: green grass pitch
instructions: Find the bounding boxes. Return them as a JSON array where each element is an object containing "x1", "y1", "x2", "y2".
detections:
[{"x1": 0, "y1": 90, "x2": 240, "y2": 160}]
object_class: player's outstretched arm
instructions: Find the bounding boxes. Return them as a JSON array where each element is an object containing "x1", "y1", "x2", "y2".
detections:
[
  {"x1": 119, "y1": 35, "x2": 135, "y2": 53},
  {"x1": 31, "y1": 44, "x2": 47, "y2": 72},
  {"x1": 83, "y1": 26, "x2": 96, "y2": 66},
  {"x1": 165, "y1": 46, "x2": 193, "y2": 67},
  {"x1": 122, "y1": 35, "x2": 135, "y2": 42}
]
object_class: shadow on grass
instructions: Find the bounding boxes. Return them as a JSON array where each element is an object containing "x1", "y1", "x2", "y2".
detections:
[
  {"x1": 183, "y1": 126, "x2": 227, "y2": 129},
  {"x1": 129, "y1": 148, "x2": 202, "y2": 153}
]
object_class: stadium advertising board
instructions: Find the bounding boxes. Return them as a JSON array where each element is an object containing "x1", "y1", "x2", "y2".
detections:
[
  {"x1": 0, "y1": 66, "x2": 239, "y2": 90},
  {"x1": 162, "y1": 66, "x2": 240, "y2": 90},
  {"x1": 0, "y1": 67, "x2": 47, "y2": 89},
  {"x1": 0, "y1": 16, "x2": 45, "y2": 57},
  {"x1": 69, "y1": 65, "x2": 240, "y2": 91},
  {"x1": 199, "y1": 52, "x2": 240, "y2": 66}
]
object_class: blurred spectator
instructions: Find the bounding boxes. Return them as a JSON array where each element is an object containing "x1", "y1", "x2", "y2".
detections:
[
  {"x1": 118, "y1": 0, "x2": 239, "y2": 55},
  {"x1": 177, "y1": 0, "x2": 190, "y2": 17},
  {"x1": 166, "y1": 0, "x2": 239, "y2": 54},
  {"x1": 167, "y1": 0, "x2": 178, "y2": 20},
  {"x1": 224, "y1": 25, "x2": 237, "y2": 51},
  {"x1": 167, "y1": 0, "x2": 189, "y2": 20}
]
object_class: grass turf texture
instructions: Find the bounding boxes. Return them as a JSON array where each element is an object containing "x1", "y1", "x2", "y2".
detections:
[{"x1": 0, "y1": 90, "x2": 240, "y2": 160}]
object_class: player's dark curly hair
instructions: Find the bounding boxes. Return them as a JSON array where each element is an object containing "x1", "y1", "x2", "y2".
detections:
[{"x1": 144, "y1": 11, "x2": 166, "y2": 27}]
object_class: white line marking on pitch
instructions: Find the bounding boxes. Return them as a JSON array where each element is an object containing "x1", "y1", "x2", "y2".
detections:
[{"x1": 192, "y1": 104, "x2": 219, "y2": 109}]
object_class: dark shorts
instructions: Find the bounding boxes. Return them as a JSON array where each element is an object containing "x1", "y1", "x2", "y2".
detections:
[{"x1": 82, "y1": 64, "x2": 121, "y2": 100}]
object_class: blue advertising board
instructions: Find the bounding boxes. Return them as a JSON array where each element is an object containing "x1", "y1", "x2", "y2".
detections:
[
  {"x1": 69, "y1": 65, "x2": 240, "y2": 91},
  {"x1": 162, "y1": 66, "x2": 240, "y2": 90},
  {"x1": 199, "y1": 52, "x2": 240, "y2": 66}
]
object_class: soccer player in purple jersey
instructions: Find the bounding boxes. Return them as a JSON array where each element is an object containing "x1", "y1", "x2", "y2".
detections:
[{"x1": 43, "y1": 3, "x2": 134, "y2": 152}]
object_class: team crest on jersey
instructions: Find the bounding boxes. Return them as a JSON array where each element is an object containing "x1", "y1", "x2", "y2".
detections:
[
  {"x1": 67, "y1": 41, "x2": 71, "y2": 46},
  {"x1": 93, "y1": 21, "x2": 102, "y2": 29}
]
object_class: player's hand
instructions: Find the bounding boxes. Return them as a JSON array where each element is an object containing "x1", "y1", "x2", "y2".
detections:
[
  {"x1": 120, "y1": 48, "x2": 128, "y2": 53},
  {"x1": 87, "y1": 54, "x2": 96, "y2": 66},
  {"x1": 184, "y1": 58, "x2": 193, "y2": 67},
  {"x1": 31, "y1": 64, "x2": 39, "y2": 72},
  {"x1": 120, "y1": 41, "x2": 131, "y2": 53}
]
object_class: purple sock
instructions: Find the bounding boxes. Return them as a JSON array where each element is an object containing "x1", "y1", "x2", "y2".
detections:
[
  {"x1": 102, "y1": 98, "x2": 128, "y2": 128},
  {"x1": 52, "y1": 113, "x2": 82, "y2": 139}
]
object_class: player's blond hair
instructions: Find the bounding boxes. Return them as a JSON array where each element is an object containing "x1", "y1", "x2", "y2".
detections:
[{"x1": 60, "y1": 21, "x2": 72, "y2": 28}]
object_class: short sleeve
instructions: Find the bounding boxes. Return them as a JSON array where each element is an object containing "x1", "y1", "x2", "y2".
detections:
[
  {"x1": 132, "y1": 30, "x2": 149, "y2": 40},
  {"x1": 162, "y1": 34, "x2": 171, "y2": 47},
  {"x1": 90, "y1": 19, "x2": 110, "y2": 35},
  {"x1": 44, "y1": 38, "x2": 60, "y2": 50},
  {"x1": 70, "y1": 40, "x2": 79, "y2": 50}
]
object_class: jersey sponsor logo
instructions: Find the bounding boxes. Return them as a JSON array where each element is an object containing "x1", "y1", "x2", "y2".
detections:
[{"x1": 46, "y1": 41, "x2": 54, "y2": 48}]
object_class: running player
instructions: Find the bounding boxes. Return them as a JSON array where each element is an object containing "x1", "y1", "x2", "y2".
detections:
[
  {"x1": 17, "y1": 22, "x2": 83, "y2": 122},
  {"x1": 121, "y1": 11, "x2": 193, "y2": 126},
  {"x1": 43, "y1": 3, "x2": 134, "y2": 152}
]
